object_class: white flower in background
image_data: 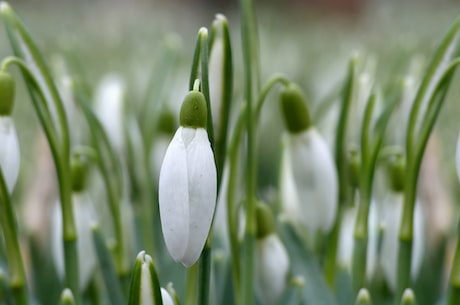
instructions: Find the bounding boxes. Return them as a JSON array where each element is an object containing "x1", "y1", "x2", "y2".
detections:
[
  {"x1": 51, "y1": 192, "x2": 97, "y2": 290},
  {"x1": 279, "y1": 83, "x2": 338, "y2": 233},
  {"x1": 255, "y1": 234, "x2": 289, "y2": 305},
  {"x1": 159, "y1": 87, "x2": 217, "y2": 267},
  {"x1": 255, "y1": 204, "x2": 289, "y2": 305},
  {"x1": 94, "y1": 74, "x2": 126, "y2": 154},
  {"x1": 0, "y1": 71, "x2": 19, "y2": 194},
  {"x1": 0, "y1": 116, "x2": 20, "y2": 193},
  {"x1": 209, "y1": 24, "x2": 224, "y2": 131},
  {"x1": 379, "y1": 192, "x2": 424, "y2": 291},
  {"x1": 337, "y1": 201, "x2": 379, "y2": 278}
]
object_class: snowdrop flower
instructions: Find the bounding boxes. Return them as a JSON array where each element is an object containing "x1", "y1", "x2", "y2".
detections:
[
  {"x1": 0, "y1": 71, "x2": 19, "y2": 193},
  {"x1": 279, "y1": 83, "x2": 338, "y2": 233},
  {"x1": 255, "y1": 204, "x2": 289, "y2": 305},
  {"x1": 129, "y1": 251, "x2": 175, "y2": 305},
  {"x1": 159, "y1": 86, "x2": 217, "y2": 267},
  {"x1": 51, "y1": 156, "x2": 97, "y2": 290}
]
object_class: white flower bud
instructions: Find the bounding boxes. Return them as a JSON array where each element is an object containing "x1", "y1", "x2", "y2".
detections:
[
  {"x1": 0, "y1": 116, "x2": 20, "y2": 193},
  {"x1": 255, "y1": 234, "x2": 289, "y2": 305},
  {"x1": 159, "y1": 126, "x2": 217, "y2": 267},
  {"x1": 280, "y1": 128, "x2": 338, "y2": 233},
  {"x1": 51, "y1": 192, "x2": 97, "y2": 290}
]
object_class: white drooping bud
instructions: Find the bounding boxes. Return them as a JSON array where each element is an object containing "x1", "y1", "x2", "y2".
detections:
[
  {"x1": 0, "y1": 116, "x2": 20, "y2": 193},
  {"x1": 51, "y1": 192, "x2": 97, "y2": 290},
  {"x1": 279, "y1": 83, "x2": 338, "y2": 233},
  {"x1": 280, "y1": 129, "x2": 338, "y2": 233},
  {"x1": 159, "y1": 88, "x2": 217, "y2": 267},
  {"x1": 254, "y1": 204, "x2": 289, "y2": 305},
  {"x1": 255, "y1": 234, "x2": 290, "y2": 305},
  {"x1": 94, "y1": 74, "x2": 126, "y2": 154}
]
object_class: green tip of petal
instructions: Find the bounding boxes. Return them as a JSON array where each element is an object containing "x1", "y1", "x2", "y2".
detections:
[
  {"x1": 0, "y1": 71, "x2": 15, "y2": 116},
  {"x1": 387, "y1": 152, "x2": 405, "y2": 192},
  {"x1": 256, "y1": 203, "x2": 275, "y2": 238},
  {"x1": 59, "y1": 289, "x2": 76, "y2": 305},
  {"x1": 355, "y1": 288, "x2": 372, "y2": 305},
  {"x1": 180, "y1": 90, "x2": 207, "y2": 128},
  {"x1": 280, "y1": 83, "x2": 311, "y2": 133},
  {"x1": 400, "y1": 289, "x2": 416, "y2": 305}
]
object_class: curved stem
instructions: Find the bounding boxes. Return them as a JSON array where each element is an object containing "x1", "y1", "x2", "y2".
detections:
[{"x1": 2, "y1": 56, "x2": 79, "y2": 303}]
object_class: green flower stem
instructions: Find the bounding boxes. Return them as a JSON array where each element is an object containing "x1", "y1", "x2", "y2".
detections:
[
  {"x1": 240, "y1": 0, "x2": 260, "y2": 301},
  {"x1": 210, "y1": 15, "x2": 233, "y2": 185},
  {"x1": 0, "y1": 170, "x2": 28, "y2": 305},
  {"x1": 253, "y1": 74, "x2": 290, "y2": 122},
  {"x1": 447, "y1": 227, "x2": 460, "y2": 305},
  {"x1": 227, "y1": 104, "x2": 248, "y2": 305},
  {"x1": 325, "y1": 58, "x2": 356, "y2": 287},
  {"x1": 197, "y1": 240, "x2": 212, "y2": 305},
  {"x1": 353, "y1": 91, "x2": 396, "y2": 292},
  {"x1": 396, "y1": 59, "x2": 460, "y2": 302},
  {"x1": 185, "y1": 265, "x2": 198, "y2": 305},
  {"x1": 1, "y1": 56, "x2": 79, "y2": 303}
]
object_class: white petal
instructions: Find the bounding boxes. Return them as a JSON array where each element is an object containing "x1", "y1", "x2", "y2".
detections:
[
  {"x1": 279, "y1": 134, "x2": 301, "y2": 224},
  {"x1": 289, "y1": 129, "x2": 338, "y2": 233},
  {"x1": 74, "y1": 193, "x2": 97, "y2": 289},
  {"x1": 182, "y1": 128, "x2": 217, "y2": 266},
  {"x1": 255, "y1": 234, "x2": 289, "y2": 305},
  {"x1": 159, "y1": 127, "x2": 190, "y2": 262},
  {"x1": 94, "y1": 74, "x2": 126, "y2": 154},
  {"x1": 161, "y1": 288, "x2": 175, "y2": 305},
  {"x1": 209, "y1": 37, "x2": 224, "y2": 131},
  {"x1": 141, "y1": 256, "x2": 154, "y2": 305},
  {"x1": 0, "y1": 117, "x2": 20, "y2": 193}
]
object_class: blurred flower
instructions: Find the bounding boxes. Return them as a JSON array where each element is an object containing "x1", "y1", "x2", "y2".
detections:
[
  {"x1": 279, "y1": 83, "x2": 338, "y2": 233},
  {"x1": 255, "y1": 204, "x2": 289, "y2": 305},
  {"x1": 280, "y1": 128, "x2": 338, "y2": 233},
  {"x1": 255, "y1": 234, "x2": 289, "y2": 305},
  {"x1": 159, "y1": 89, "x2": 217, "y2": 267},
  {"x1": 94, "y1": 74, "x2": 126, "y2": 154}
]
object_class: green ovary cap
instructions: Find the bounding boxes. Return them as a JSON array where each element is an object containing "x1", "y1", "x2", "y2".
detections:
[
  {"x1": 71, "y1": 155, "x2": 89, "y2": 192},
  {"x1": 256, "y1": 203, "x2": 275, "y2": 239},
  {"x1": 0, "y1": 71, "x2": 15, "y2": 116},
  {"x1": 180, "y1": 90, "x2": 207, "y2": 128},
  {"x1": 387, "y1": 153, "x2": 405, "y2": 192},
  {"x1": 280, "y1": 83, "x2": 311, "y2": 133}
]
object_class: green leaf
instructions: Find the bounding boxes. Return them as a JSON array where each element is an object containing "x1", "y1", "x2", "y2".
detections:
[
  {"x1": 278, "y1": 223, "x2": 338, "y2": 305},
  {"x1": 91, "y1": 225, "x2": 125, "y2": 305}
]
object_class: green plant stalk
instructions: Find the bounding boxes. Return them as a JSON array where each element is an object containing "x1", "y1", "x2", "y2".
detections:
[
  {"x1": 254, "y1": 74, "x2": 289, "y2": 122},
  {"x1": 0, "y1": 171, "x2": 28, "y2": 305},
  {"x1": 226, "y1": 105, "x2": 247, "y2": 305},
  {"x1": 211, "y1": 15, "x2": 233, "y2": 185},
  {"x1": 185, "y1": 265, "x2": 198, "y2": 305},
  {"x1": 197, "y1": 241, "x2": 212, "y2": 305},
  {"x1": 325, "y1": 58, "x2": 355, "y2": 287},
  {"x1": 240, "y1": 0, "x2": 258, "y2": 302},
  {"x1": 447, "y1": 232, "x2": 460, "y2": 305},
  {"x1": 396, "y1": 60, "x2": 459, "y2": 302}
]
